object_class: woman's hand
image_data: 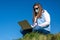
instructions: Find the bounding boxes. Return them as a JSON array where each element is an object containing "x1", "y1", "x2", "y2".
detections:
[{"x1": 31, "y1": 23, "x2": 37, "y2": 28}]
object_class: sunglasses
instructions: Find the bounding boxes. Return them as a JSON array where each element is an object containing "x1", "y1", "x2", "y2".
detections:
[{"x1": 34, "y1": 8, "x2": 39, "y2": 11}]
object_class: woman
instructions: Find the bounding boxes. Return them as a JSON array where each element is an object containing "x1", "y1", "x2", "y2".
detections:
[{"x1": 31, "y1": 3, "x2": 50, "y2": 34}]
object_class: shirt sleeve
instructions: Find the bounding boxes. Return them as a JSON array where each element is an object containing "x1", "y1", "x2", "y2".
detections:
[{"x1": 38, "y1": 10, "x2": 50, "y2": 27}]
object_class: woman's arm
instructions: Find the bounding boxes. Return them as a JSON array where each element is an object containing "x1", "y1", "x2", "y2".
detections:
[
  {"x1": 38, "y1": 10, "x2": 50, "y2": 27},
  {"x1": 31, "y1": 16, "x2": 37, "y2": 28},
  {"x1": 34, "y1": 16, "x2": 37, "y2": 23}
]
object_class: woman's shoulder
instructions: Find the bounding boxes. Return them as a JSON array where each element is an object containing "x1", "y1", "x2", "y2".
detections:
[
  {"x1": 43, "y1": 9, "x2": 50, "y2": 18},
  {"x1": 43, "y1": 9, "x2": 49, "y2": 14},
  {"x1": 42, "y1": 9, "x2": 50, "y2": 16},
  {"x1": 43, "y1": 9, "x2": 47, "y2": 12}
]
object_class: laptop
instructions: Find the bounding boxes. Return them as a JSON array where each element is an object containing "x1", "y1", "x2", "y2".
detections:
[{"x1": 18, "y1": 20, "x2": 32, "y2": 30}]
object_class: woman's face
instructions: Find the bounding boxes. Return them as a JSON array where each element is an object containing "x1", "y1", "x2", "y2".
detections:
[
  {"x1": 33, "y1": 4, "x2": 42, "y2": 18},
  {"x1": 34, "y1": 5, "x2": 39, "y2": 13}
]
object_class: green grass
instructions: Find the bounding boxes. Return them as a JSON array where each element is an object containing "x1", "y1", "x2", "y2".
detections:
[{"x1": 17, "y1": 32, "x2": 60, "y2": 40}]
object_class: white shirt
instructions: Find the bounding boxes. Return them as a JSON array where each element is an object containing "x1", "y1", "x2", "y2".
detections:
[
  {"x1": 38, "y1": 10, "x2": 50, "y2": 27},
  {"x1": 31, "y1": 9, "x2": 51, "y2": 31}
]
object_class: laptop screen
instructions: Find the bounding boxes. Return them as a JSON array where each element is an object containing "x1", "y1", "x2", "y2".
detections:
[{"x1": 18, "y1": 20, "x2": 32, "y2": 30}]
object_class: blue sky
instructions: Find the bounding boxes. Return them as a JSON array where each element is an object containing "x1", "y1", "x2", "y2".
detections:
[{"x1": 0, "y1": 0, "x2": 60, "y2": 40}]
